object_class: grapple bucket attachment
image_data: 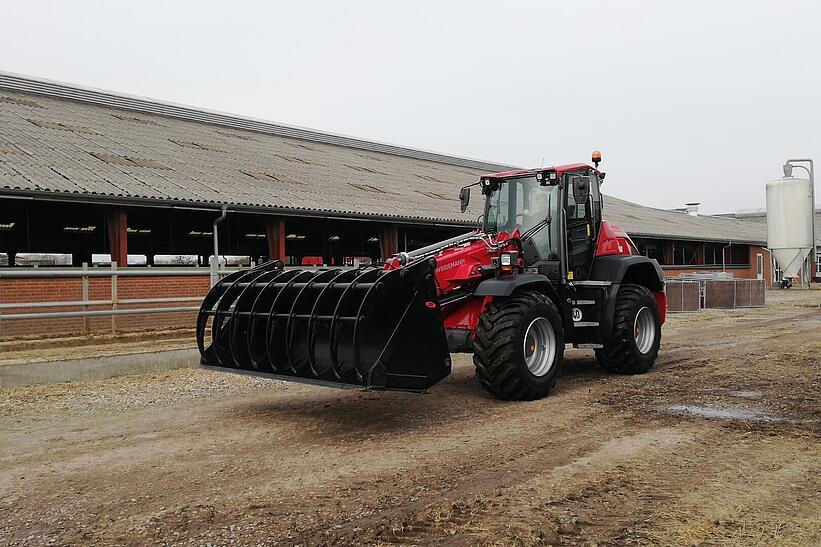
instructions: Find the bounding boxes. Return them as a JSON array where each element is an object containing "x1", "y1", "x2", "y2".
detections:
[{"x1": 196, "y1": 259, "x2": 451, "y2": 392}]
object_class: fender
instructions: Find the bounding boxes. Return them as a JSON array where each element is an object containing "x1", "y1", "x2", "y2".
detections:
[
  {"x1": 474, "y1": 273, "x2": 564, "y2": 327},
  {"x1": 474, "y1": 273, "x2": 554, "y2": 297},
  {"x1": 590, "y1": 255, "x2": 666, "y2": 337},
  {"x1": 589, "y1": 255, "x2": 664, "y2": 292}
]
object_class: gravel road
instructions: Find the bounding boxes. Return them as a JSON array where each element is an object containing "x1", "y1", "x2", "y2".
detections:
[{"x1": 1, "y1": 290, "x2": 819, "y2": 545}]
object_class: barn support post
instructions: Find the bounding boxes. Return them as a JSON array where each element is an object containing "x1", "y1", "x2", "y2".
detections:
[
  {"x1": 106, "y1": 209, "x2": 128, "y2": 268},
  {"x1": 378, "y1": 224, "x2": 399, "y2": 261},
  {"x1": 210, "y1": 205, "x2": 228, "y2": 286},
  {"x1": 265, "y1": 218, "x2": 286, "y2": 263},
  {"x1": 663, "y1": 242, "x2": 674, "y2": 265}
]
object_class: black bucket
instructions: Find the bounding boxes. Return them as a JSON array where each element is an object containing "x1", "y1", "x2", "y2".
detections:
[{"x1": 196, "y1": 259, "x2": 451, "y2": 392}]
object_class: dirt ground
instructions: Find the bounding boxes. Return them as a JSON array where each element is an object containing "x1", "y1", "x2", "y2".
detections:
[
  {"x1": 1, "y1": 289, "x2": 819, "y2": 546},
  {"x1": 0, "y1": 329, "x2": 196, "y2": 365}
]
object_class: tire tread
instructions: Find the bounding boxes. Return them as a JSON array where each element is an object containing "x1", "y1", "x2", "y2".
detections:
[
  {"x1": 473, "y1": 291, "x2": 561, "y2": 400},
  {"x1": 596, "y1": 284, "x2": 660, "y2": 374}
]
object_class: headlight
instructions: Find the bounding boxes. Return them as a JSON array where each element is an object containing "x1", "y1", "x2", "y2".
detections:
[{"x1": 500, "y1": 253, "x2": 513, "y2": 267}]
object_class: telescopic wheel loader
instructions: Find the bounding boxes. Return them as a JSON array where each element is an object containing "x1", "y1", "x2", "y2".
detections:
[{"x1": 197, "y1": 152, "x2": 666, "y2": 400}]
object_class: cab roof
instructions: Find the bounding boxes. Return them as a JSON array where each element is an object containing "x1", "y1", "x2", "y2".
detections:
[{"x1": 483, "y1": 163, "x2": 602, "y2": 179}]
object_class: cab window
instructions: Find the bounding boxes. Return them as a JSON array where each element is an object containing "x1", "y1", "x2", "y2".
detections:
[
  {"x1": 590, "y1": 173, "x2": 602, "y2": 229},
  {"x1": 565, "y1": 174, "x2": 589, "y2": 223}
]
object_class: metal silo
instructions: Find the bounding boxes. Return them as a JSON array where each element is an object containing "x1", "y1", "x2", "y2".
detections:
[{"x1": 766, "y1": 176, "x2": 814, "y2": 280}]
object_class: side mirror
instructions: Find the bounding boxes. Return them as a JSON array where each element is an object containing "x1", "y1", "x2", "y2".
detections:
[
  {"x1": 459, "y1": 187, "x2": 471, "y2": 212},
  {"x1": 572, "y1": 175, "x2": 590, "y2": 204}
]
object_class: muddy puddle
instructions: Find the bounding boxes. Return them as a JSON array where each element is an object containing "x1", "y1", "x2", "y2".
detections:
[{"x1": 664, "y1": 404, "x2": 782, "y2": 422}]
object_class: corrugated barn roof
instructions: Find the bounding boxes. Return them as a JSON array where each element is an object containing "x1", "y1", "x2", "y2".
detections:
[{"x1": 0, "y1": 72, "x2": 766, "y2": 244}]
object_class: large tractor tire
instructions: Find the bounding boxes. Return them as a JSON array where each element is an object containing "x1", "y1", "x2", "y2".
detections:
[
  {"x1": 473, "y1": 291, "x2": 564, "y2": 400},
  {"x1": 596, "y1": 284, "x2": 661, "y2": 374}
]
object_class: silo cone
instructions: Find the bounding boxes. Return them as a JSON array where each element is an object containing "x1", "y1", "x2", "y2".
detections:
[{"x1": 196, "y1": 259, "x2": 452, "y2": 392}]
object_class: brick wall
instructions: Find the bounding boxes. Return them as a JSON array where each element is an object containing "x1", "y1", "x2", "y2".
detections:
[{"x1": 0, "y1": 273, "x2": 211, "y2": 339}]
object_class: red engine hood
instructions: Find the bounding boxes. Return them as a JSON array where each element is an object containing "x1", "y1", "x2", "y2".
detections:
[{"x1": 595, "y1": 221, "x2": 636, "y2": 257}]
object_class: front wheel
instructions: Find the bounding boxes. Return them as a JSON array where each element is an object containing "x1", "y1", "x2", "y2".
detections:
[
  {"x1": 473, "y1": 291, "x2": 564, "y2": 400},
  {"x1": 596, "y1": 284, "x2": 661, "y2": 374}
]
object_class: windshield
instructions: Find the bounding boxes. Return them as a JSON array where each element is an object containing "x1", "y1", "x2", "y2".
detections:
[{"x1": 485, "y1": 175, "x2": 560, "y2": 260}]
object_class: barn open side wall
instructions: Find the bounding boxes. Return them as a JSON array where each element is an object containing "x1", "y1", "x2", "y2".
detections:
[
  {"x1": 633, "y1": 238, "x2": 771, "y2": 281},
  {"x1": 0, "y1": 199, "x2": 468, "y2": 268}
]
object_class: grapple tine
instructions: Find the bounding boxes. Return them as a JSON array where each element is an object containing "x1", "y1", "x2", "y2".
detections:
[
  {"x1": 328, "y1": 268, "x2": 381, "y2": 381},
  {"x1": 265, "y1": 270, "x2": 308, "y2": 373},
  {"x1": 211, "y1": 268, "x2": 271, "y2": 366},
  {"x1": 306, "y1": 269, "x2": 351, "y2": 379},
  {"x1": 246, "y1": 269, "x2": 291, "y2": 370},
  {"x1": 285, "y1": 269, "x2": 338, "y2": 376},
  {"x1": 196, "y1": 263, "x2": 273, "y2": 365},
  {"x1": 228, "y1": 267, "x2": 281, "y2": 367},
  {"x1": 351, "y1": 272, "x2": 390, "y2": 383}
]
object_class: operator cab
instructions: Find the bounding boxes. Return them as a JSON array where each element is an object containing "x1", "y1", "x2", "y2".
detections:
[{"x1": 465, "y1": 159, "x2": 604, "y2": 283}]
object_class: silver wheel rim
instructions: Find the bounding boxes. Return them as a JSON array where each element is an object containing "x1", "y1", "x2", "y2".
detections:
[
  {"x1": 634, "y1": 307, "x2": 655, "y2": 354},
  {"x1": 523, "y1": 317, "x2": 557, "y2": 377}
]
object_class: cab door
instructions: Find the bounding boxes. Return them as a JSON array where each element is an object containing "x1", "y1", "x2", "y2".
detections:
[{"x1": 564, "y1": 171, "x2": 601, "y2": 280}]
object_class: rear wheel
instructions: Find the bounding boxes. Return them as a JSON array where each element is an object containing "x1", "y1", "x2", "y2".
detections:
[
  {"x1": 473, "y1": 291, "x2": 564, "y2": 400},
  {"x1": 596, "y1": 284, "x2": 661, "y2": 374}
]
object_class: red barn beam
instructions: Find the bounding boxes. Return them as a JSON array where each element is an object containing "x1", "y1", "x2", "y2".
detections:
[
  {"x1": 378, "y1": 224, "x2": 399, "y2": 259},
  {"x1": 266, "y1": 218, "x2": 286, "y2": 262},
  {"x1": 106, "y1": 209, "x2": 128, "y2": 267}
]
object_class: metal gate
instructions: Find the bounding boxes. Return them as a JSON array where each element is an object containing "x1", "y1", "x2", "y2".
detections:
[
  {"x1": 666, "y1": 277, "x2": 765, "y2": 312},
  {"x1": 665, "y1": 281, "x2": 700, "y2": 312}
]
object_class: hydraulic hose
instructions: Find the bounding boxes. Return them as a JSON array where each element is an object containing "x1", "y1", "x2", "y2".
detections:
[{"x1": 396, "y1": 230, "x2": 478, "y2": 265}]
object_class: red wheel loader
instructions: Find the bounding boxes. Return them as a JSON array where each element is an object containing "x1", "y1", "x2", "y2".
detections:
[{"x1": 196, "y1": 152, "x2": 666, "y2": 400}]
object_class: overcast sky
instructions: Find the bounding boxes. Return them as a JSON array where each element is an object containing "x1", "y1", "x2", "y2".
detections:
[{"x1": 2, "y1": 1, "x2": 819, "y2": 213}]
